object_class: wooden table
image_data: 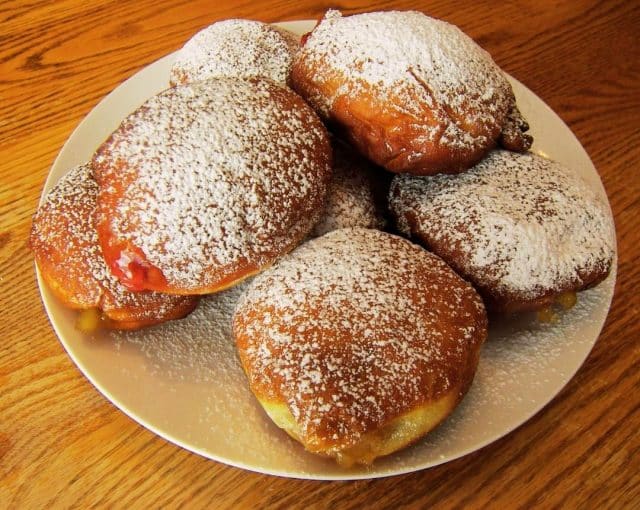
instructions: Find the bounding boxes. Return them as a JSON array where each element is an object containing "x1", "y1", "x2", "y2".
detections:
[{"x1": 2, "y1": 0, "x2": 638, "y2": 507}]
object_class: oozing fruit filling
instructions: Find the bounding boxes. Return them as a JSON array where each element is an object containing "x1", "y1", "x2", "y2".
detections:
[
  {"x1": 103, "y1": 241, "x2": 167, "y2": 292},
  {"x1": 537, "y1": 291, "x2": 578, "y2": 323}
]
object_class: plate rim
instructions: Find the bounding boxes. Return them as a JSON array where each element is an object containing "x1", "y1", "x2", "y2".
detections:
[{"x1": 35, "y1": 19, "x2": 618, "y2": 480}]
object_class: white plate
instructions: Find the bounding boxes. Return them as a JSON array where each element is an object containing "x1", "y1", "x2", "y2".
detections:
[{"x1": 38, "y1": 20, "x2": 617, "y2": 480}]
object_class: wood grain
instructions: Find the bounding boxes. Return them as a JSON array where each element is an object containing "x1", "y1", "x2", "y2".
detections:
[{"x1": 1, "y1": 0, "x2": 639, "y2": 508}]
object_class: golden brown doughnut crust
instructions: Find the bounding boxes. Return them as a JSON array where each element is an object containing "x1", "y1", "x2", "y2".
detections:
[
  {"x1": 93, "y1": 77, "x2": 332, "y2": 295},
  {"x1": 310, "y1": 139, "x2": 388, "y2": 237},
  {"x1": 389, "y1": 150, "x2": 616, "y2": 312},
  {"x1": 30, "y1": 164, "x2": 198, "y2": 329},
  {"x1": 291, "y1": 10, "x2": 529, "y2": 176},
  {"x1": 170, "y1": 19, "x2": 300, "y2": 86},
  {"x1": 234, "y1": 228, "x2": 487, "y2": 462}
]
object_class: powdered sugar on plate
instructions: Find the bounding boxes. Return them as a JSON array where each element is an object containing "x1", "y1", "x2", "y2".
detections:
[
  {"x1": 112, "y1": 282, "x2": 248, "y2": 383},
  {"x1": 411, "y1": 280, "x2": 613, "y2": 459}
]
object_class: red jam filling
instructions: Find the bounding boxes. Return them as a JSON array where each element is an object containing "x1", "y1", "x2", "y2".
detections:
[
  {"x1": 106, "y1": 242, "x2": 167, "y2": 292},
  {"x1": 300, "y1": 31, "x2": 312, "y2": 45}
]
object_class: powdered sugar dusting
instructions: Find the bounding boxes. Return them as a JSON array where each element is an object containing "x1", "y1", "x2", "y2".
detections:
[
  {"x1": 31, "y1": 164, "x2": 193, "y2": 320},
  {"x1": 32, "y1": 164, "x2": 103, "y2": 305},
  {"x1": 294, "y1": 10, "x2": 513, "y2": 152},
  {"x1": 311, "y1": 142, "x2": 387, "y2": 237},
  {"x1": 96, "y1": 256, "x2": 613, "y2": 475},
  {"x1": 94, "y1": 78, "x2": 331, "y2": 289},
  {"x1": 234, "y1": 228, "x2": 487, "y2": 451},
  {"x1": 170, "y1": 19, "x2": 299, "y2": 86},
  {"x1": 389, "y1": 150, "x2": 616, "y2": 303},
  {"x1": 112, "y1": 282, "x2": 248, "y2": 383},
  {"x1": 43, "y1": 37, "x2": 617, "y2": 474},
  {"x1": 108, "y1": 280, "x2": 325, "y2": 465}
]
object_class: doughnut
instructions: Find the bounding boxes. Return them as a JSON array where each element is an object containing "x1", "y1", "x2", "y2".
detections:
[
  {"x1": 389, "y1": 150, "x2": 616, "y2": 313},
  {"x1": 233, "y1": 228, "x2": 487, "y2": 466},
  {"x1": 93, "y1": 77, "x2": 332, "y2": 295},
  {"x1": 290, "y1": 10, "x2": 532, "y2": 176},
  {"x1": 30, "y1": 164, "x2": 199, "y2": 331},
  {"x1": 311, "y1": 140, "x2": 387, "y2": 237},
  {"x1": 170, "y1": 19, "x2": 299, "y2": 86}
]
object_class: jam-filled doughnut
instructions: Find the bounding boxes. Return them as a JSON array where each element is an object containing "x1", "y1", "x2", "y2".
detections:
[
  {"x1": 233, "y1": 228, "x2": 487, "y2": 466},
  {"x1": 30, "y1": 164, "x2": 199, "y2": 331},
  {"x1": 94, "y1": 77, "x2": 332, "y2": 295},
  {"x1": 291, "y1": 10, "x2": 532, "y2": 176},
  {"x1": 389, "y1": 150, "x2": 616, "y2": 313},
  {"x1": 311, "y1": 140, "x2": 387, "y2": 237},
  {"x1": 170, "y1": 19, "x2": 299, "y2": 86}
]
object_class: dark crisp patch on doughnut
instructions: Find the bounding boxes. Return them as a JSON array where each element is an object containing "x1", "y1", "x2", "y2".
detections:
[
  {"x1": 234, "y1": 228, "x2": 487, "y2": 454},
  {"x1": 499, "y1": 101, "x2": 533, "y2": 152},
  {"x1": 94, "y1": 78, "x2": 332, "y2": 293},
  {"x1": 389, "y1": 150, "x2": 616, "y2": 311}
]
